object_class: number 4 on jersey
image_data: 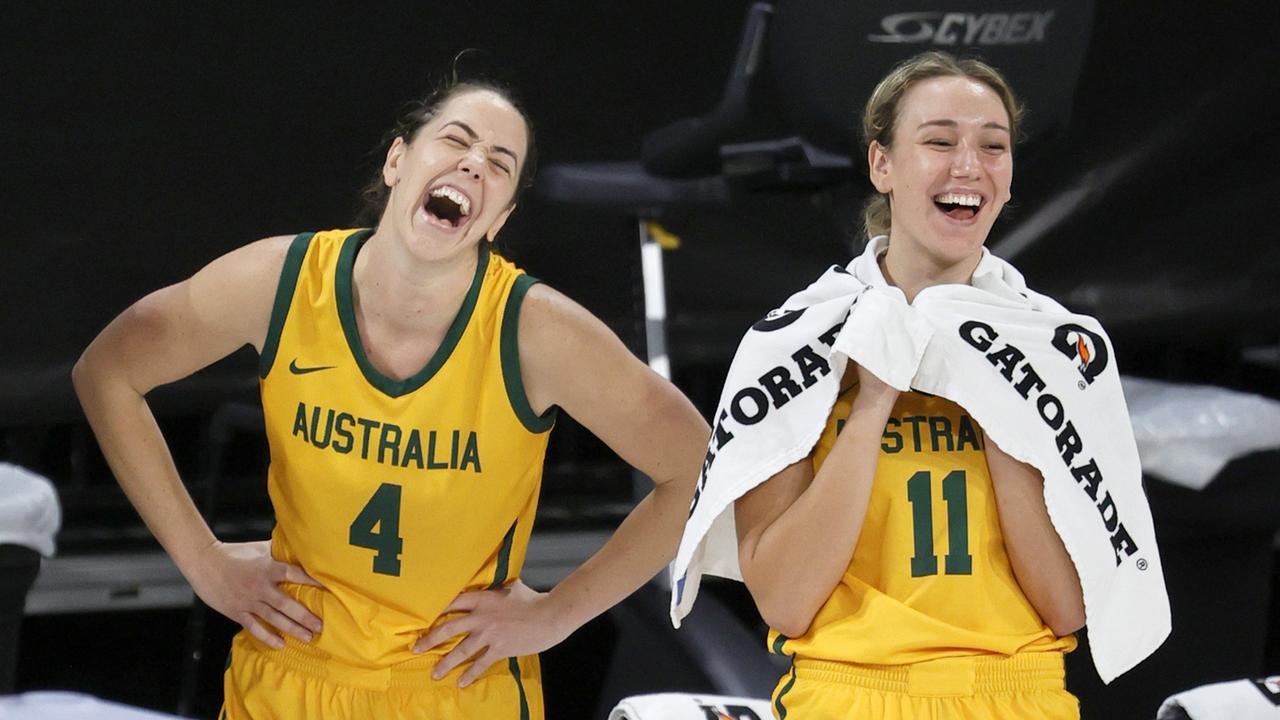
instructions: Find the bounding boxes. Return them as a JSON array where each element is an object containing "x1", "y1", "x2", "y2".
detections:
[{"x1": 349, "y1": 483, "x2": 404, "y2": 576}]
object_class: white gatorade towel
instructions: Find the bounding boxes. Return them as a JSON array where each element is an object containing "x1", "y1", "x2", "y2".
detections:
[
  {"x1": 1158, "y1": 677, "x2": 1280, "y2": 719},
  {"x1": 609, "y1": 692, "x2": 773, "y2": 720},
  {"x1": 670, "y1": 236, "x2": 1169, "y2": 684}
]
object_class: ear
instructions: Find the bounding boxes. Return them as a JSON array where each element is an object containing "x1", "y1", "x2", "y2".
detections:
[
  {"x1": 382, "y1": 136, "x2": 407, "y2": 188},
  {"x1": 484, "y1": 204, "x2": 517, "y2": 242},
  {"x1": 868, "y1": 141, "x2": 893, "y2": 194}
]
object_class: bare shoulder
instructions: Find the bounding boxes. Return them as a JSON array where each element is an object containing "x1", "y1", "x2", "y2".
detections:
[
  {"x1": 198, "y1": 234, "x2": 295, "y2": 287},
  {"x1": 518, "y1": 282, "x2": 599, "y2": 331},
  {"x1": 517, "y1": 282, "x2": 627, "y2": 361},
  {"x1": 79, "y1": 234, "x2": 306, "y2": 392},
  {"x1": 184, "y1": 234, "x2": 300, "y2": 352},
  {"x1": 516, "y1": 281, "x2": 639, "y2": 414}
]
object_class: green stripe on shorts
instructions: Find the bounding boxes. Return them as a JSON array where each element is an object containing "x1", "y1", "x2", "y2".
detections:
[
  {"x1": 508, "y1": 657, "x2": 530, "y2": 720},
  {"x1": 773, "y1": 659, "x2": 797, "y2": 719}
]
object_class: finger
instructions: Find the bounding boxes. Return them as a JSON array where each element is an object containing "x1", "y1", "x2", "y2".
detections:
[
  {"x1": 256, "y1": 603, "x2": 314, "y2": 644},
  {"x1": 279, "y1": 562, "x2": 325, "y2": 588},
  {"x1": 459, "y1": 649, "x2": 502, "y2": 688},
  {"x1": 268, "y1": 588, "x2": 323, "y2": 634},
  {"x1": 443, "y1": 590, "x2": 485, "y2": 614},
  {"x1": 431, "y1": 636, "x2": 486, "y2": 680},
  {"x1": 413, "y1": 616, "x2": 479, "y2": 654},
  {"x1": 243, "y1": 615, "x2": 285, "y2": 650}
]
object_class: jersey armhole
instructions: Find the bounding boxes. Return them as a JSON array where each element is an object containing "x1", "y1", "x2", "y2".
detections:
[
  {"x1": 258, "y1": 232, "x2": 314, "y2": 379},
  {"x1": 500, "y1": 274, "x2": 558, "y2": 433}
]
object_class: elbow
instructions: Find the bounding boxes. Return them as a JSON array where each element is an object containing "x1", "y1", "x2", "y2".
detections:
[
  {"x1": 753, "y1": 593, "x2": 814, "y2": 638},
  {"x1": 738, "y1": 545, "x2": 823, "y2": 638},
  {"x1": 71, "y1": 352, "x2": 95, "y2": 400},
  {"x1": 1042, "y1": 594, "x2": 1086, "y2": 637},
  {"x1": 764, "y1": 610, "x2": 815, "y2": 640},
  {"x1": 742, "y1": 577, "x2": 817, "y2": 638},
  {"x1": 1047, "y1": 607, "x2": 1086, "y2": 638},
  {"x1": 71, "y1": 345, "x2": 121, "y2": 410}
]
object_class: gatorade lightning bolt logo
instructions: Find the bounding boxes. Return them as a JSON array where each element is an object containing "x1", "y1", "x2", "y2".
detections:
[
  {"x1": 752, "y1": 307, "x2": 807, "y2": 332},
  {"x1": 1052, "y1": 324, "x2": 1110, "y2": 385}
]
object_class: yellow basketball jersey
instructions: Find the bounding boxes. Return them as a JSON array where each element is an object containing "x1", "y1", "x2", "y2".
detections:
[
  {"x1": 770, "y1": 384, "x2": 1075, "y2": 664},
  {"x1": 256, "y1": 228, "x2": 555, "y2": 669}
]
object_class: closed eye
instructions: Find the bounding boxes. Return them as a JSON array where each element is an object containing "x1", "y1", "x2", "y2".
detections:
[
  {"x1": 489, "y1": 158, "x2": 511, "y2": 175},
  {"x1": 925, "y1": 139, "x2": 954, "y2": 148},
  {"x1": 443, "y1": 135, "x2": 469, "y2": 148}
]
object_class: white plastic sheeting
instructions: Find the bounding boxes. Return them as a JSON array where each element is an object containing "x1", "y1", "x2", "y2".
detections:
[
  {"x1": 0, "y1": 463, "x2": 60, "y2": 557},
  {"x1": 1123, "y1": 376, "x2": 1280, "y2": 490},
  {"x1": 0, "y1": 692, "x2": 182, "y2": 719}
]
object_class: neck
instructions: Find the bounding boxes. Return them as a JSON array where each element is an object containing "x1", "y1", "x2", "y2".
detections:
[
  {"x1": 879, "y1": 236, "x2": 982, "y2": 304},
  {"x1": 353, "y1": 229, "x2": 480, "y2": 332}
]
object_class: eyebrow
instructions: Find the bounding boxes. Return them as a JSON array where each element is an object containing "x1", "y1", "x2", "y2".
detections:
[
  {"x1": 442, "y1": 120, "x2": 520, "y2": 165},
  {"x1": 917, "y1": 119, "x2": 1011, "y2": 133}
]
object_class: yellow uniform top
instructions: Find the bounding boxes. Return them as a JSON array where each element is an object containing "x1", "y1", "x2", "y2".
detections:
[
  {"x1": 771, "y1": 385, "x2": 1075, "y2": 664},
  {"x1": 257, "y1": 228, "x2": 555, "y2": 669}
]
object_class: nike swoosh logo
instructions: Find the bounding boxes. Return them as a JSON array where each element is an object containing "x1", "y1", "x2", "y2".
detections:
[{"x1": 289, "y1": 359, "x2": 336, "y2": 375}]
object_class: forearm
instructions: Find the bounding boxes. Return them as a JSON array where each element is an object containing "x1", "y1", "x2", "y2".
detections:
[
  {"x1": 741, "y1": 391, "x2": 895, "y2": 635},
  {"x1": 989, "y1": 453, "x2": 1085, "y2": 636},
  {"x1": 544, "y1": 469, "x2": 693, "y2": 634},
  {"x1": 73, "y1": 361, "x2": 217, "y2": 581},
  {"x1": 514, "y1": 285, "x2": 715, "y2": 635},
  {"x1": 70, "y1": 242, "x2": 282, "y2": 587}
]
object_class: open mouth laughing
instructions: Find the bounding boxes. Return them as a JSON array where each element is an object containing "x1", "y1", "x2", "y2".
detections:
[
  {"x1": 422, "y1": 184, "x2": 473, "y2": 230},
  {"x1": 933, "y1": 191, "x2": 983, "y2": 221}
]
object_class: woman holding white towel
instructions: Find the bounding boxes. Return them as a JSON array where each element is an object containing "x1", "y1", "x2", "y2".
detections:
[{"x1": 734, "y1": 51, "x2": 1086, "y2": 719}]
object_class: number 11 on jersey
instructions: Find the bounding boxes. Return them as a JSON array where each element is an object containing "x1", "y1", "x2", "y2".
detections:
[{"x1": 906, "y1": 470, "x2": 973, "y2": 577}]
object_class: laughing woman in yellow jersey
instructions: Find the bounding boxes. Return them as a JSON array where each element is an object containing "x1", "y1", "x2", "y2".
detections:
[
  {"x1": 72, "y1": 78, "x2": 708, "y2": 719},
  {"x1": 735, "y1": 52, "x2": 1086, "y2": 720}
]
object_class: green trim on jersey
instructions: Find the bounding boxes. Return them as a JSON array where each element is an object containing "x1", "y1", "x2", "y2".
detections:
[
  {"x1": 508, "y1": 657, "x2": 531, "y2": 720},
  {"x1": 259, "y1": 232, "x2": 315, "y2": 378},
  {"x1": 489, "y1": 519, "x2": 518, "y2": 589},
  {"x1": 501, "y1": 274, "x2": 557, "y2": 433},
  {"x1": 771, "y1": 633, "x2": 790, "y2": 656},
  {"x1": 491, "y1": 519, "x2": 530, "y2": 718},
  {"x1": 335, "y1": 230, "x2": 490, "y2": 398}
]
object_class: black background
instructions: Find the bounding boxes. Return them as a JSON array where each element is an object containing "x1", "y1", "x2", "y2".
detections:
[{"x1": 4, "y1": 2, "x2": 1279, "y2": 719}]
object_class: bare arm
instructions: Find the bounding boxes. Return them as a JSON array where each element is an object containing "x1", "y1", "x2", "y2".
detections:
[
  {"x1": 985, "y1": 439, "x2": 1086, "y2": 637},
  {"x1": 72, "y1": 236, "x2": 322, "y2": 646},
  {"x1": 419, "y1": 283, "x2": 710, "y2": 682},
  {"x1": 734, "y1": 364, "x2": 898, "y2": 637},
  {"x1": 518, "y1": 284, "x2": 710, "y2": 630}
]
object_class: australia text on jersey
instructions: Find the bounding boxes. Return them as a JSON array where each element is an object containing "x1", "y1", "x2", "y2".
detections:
[
  {"x1": 290, "y1": 401, "x2": 481, "y2": 472},
  {"x1": 836, "y1": 410, "x2": 984, "y2": 454}
]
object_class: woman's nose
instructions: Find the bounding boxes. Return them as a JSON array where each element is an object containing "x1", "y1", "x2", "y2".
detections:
[
  {"x1": 458, "y1": 149, "x2": 485, "y2": 181},
  {"x1": 951, "y1": 145, "x2": 980, "y2": 179}
]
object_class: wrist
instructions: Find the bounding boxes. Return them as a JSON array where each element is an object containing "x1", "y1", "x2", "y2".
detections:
[
  {"x1": 851, "y1": 385, "x2": 899, "y2": 412},
  {"x1": 544, "y1": 584, "x2": 584, "y2": 639},
  {"x1": 180, "y1": 537, "x2": 224, "y2": 589}
]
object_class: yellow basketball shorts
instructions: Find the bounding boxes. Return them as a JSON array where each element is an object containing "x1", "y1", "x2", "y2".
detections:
[
  {"x1": 770, "y1": 652, "x2": 1078, "y2": 719},
  {"x1": 219, "y1": 632, "x2": 543, "y2": 720}
]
